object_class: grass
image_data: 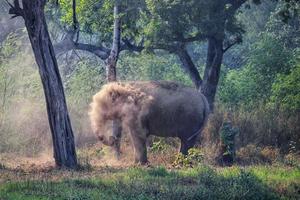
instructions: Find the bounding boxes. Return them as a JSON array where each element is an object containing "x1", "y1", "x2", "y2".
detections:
[{"x1": 0, "y1": 165, "x2": 299, "y2": 200}]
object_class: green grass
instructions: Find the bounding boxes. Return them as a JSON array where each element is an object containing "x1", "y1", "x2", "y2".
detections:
[{"x1": 0, "y1": 165, "x2": 299, "y2": 200}]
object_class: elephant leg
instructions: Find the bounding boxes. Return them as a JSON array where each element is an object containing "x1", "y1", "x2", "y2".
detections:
[
  {"x1": 130, "y1": 133, "x2": 148, "y2": 164},
  {"x1": 146, "y1": 136, "x2": 154, "y2": 148},
  {"x1": 180, "y1": 137, "x2": 197, "y2": 155},
  {"x1": 113, "y1": 137, "x2": 121, "y2": 159},
  {"x1": 112, "y1": 119, "x2": 122, "y2": 159}
]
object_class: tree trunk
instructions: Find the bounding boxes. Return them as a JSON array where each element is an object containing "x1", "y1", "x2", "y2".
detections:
[
  {"x1": 106, "y1": 0, "x2": 122, "y2": 157},
  {"x1": 21, "y1": 0, "x2": 77, "y2": 168},
  {"x1": 176, "y1": 48, "x2": 202, "y2": 89},
  {"x1": 105, "y1": 0, "x2": 121, "y2": 82},
  {"x1": 202, "y1": 37, "x2": 224, "y2": 111}
]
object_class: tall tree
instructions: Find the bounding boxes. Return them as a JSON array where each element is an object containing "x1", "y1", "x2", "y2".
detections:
[
  {"x1": 142, "y1": 0, "x2": 299, "y2": 110},
  {"x1": 8, "y1": 0, "x2": 77, "y2": 168},
  {"x1": 51, "y1": 0, "x2": 299, "y2": 111},
  {"x1": 141, "y1": 0, "x2": 246, "y2": 110}
]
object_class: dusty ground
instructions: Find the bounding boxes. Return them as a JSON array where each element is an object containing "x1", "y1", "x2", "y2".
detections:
[{"x1": 0, "y1": 142, "x2": 179, "y2": 183}]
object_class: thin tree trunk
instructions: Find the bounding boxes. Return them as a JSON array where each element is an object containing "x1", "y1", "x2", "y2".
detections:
[
  {"x1": 176, "y1": 48, "x2": 203, "y2": 89},
  {"x1": 106, "y1": 0, "x2": 122, "y2": 157},
  {"x1": 105, "y1": 0, "x2": 121, "y2": 82},
  {"x1": 202, "y1": 37, "x2": 224, "y2": 111},
  {"x1": 19, "y1": 0, "x2": 77, "y2": 168}
]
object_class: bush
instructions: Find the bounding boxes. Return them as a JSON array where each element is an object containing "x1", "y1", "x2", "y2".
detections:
[
  {"x1": 118, "y1": 52, "x2": 192, "y2": 86},
  {"x1": 217, "y1": 121, "x2": 239, "y2": 166},
  {"x1": 260, "y1": 146, "x2": 280, "y2": 162},
  {"x1": 201, "y1": 106, "x2": 224, "y2": 146},
  {"x1": 205, "y1": 105, "x2": 300, "y2": 153},
  {"x1": 236, "y1": 144, "x2": 281, "y2": 164},
  {"x1": 218, "y1": 35, "x2": 294, "y2": 109},
  {"x1": 283, "y1": 153, "x2": 300, "y2": 168},
  {"x1": 150, "y1": 138, "x2": 169, "y2": 153},
  {"x1": 172, "y1": 148, "x2": 204, "y2": 168},
  {"x1": 270, "y1": 62, "x2": 300, "y2": 112}
]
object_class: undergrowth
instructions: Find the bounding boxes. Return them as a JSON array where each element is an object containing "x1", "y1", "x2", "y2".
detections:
[{"x1": 0, "y1": 165, "x2": 299, "y2": 200}]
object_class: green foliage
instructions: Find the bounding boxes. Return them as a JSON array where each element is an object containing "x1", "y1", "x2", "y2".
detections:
[
  {"x1": 172, "y1": 148, "x2": 204, "y2": 168},
  {"x1": 141, "y1": 0, "x2": 245, "y2": 50},
  {"x1": 215, "y1": 4, "x2": 300, "y2": 155},
  {"x1": 142, "y1": 0, "x2": 208, "y2": 46},
  {"x1": 219, "y1": 2, "x2": 299, "y2": 108},
  {"x1": 219, "y1": 31, "x2": 296, "y2": 109},
  {"x1": 270, "y1": 62, "x2": 300, "y2": 111},
  {"x1": 55, "y1": 0, "x2": 145, "y2": 42},
  {"x1": 0, "y1": 33, "x2": 49, "y2": 154},
  {"x1": 118, "y1": 52, "x2": 192, "y2": 85},
  {"x1": 219, "y1": 122, "x2": 238, "y2": 159},
  {"x1": 276, "y1": 0, "x2": 300, "y2": 23},
  {"x1": 57, "y1": 0, "x2": 113, "y2": 38},
  {"x1": 0, "y1": 34, "x2": 19, "y2": 59},
  {"x1": 0, "y1": 33, "x2": 19, "y2": 111},
  {"x1": 150, "y1": 139, "x2": 169, "y2": 153},
  {"x1": 1, "y1": 165, "x2": 299, "y2": 199},
  {"x1": 65, "y1": 59, "x2": 105, "y2": 105}
]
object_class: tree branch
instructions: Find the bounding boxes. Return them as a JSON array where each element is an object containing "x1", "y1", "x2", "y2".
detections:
[
  {"x1": 75, "y1": 42, "x2": 110, "y2": 59},
  {"x1": 223, "y1": 36, "x2": 242, "y2": 53},
  {"x1": 54, "y1": 0, "x2": 110, "y2": 60},
  {"x1": 121, "y1": 38, "x2": 144, "y2": 52},
  {"x1": 225, "y1": 0, "x2": 248, "y2": 18},
  {"x1": 176, "y1": 46, "x2": 203, "y2": 89},
  {"x1": 181, "y1": 33, "x2": 207, "y2": 43},
  {"x1": 6, "y1": 0, "x2": 23, "y2": 18},
  {"x1": 53, "y1": 31, "x2": 110, "y2": 60}
]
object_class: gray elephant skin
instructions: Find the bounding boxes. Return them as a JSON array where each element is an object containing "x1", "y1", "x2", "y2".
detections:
[{"x1": 89, "y1": 81, "x2": 209, "y2": 164}]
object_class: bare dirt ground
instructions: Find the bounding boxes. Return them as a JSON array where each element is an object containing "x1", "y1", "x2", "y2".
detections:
[{"x1": 0, "y1": 143, "x2": 178, "y2": 183}]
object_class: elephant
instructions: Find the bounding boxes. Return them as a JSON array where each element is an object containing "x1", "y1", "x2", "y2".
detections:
[{"x1": 89, "y1": 81, "x2": 209, "y2": 164}]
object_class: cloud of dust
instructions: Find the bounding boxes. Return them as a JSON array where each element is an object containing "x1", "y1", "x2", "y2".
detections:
[{"x1": 89, "y1": 82, "x2": 153, "y2": 142}]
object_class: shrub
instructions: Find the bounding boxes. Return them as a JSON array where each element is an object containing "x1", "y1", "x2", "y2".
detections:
[
  {"x1": 269, "y1": 62, "x2": 300, "y2": 112},
  {"x1": 172, "y1": 148, "x2": 204, "y2": 168},
  {"x1": 201, "y1": 106, "x2": 224, "y2": 146},
  {"x1": 283, "y1": 153, "x2": 300, "y2": 168},
  {"x1": 150, "y1": 138, "x2": 170, "y2": 153},
  {"x1": 260, "y1": 146, "x2": 280, "y2": 163},
  {"x1": 217, "y1": 121, "x2": 239, "y2": 166},
  {"x1": 206, "y1": 105, "x2": 300, "y2": 153},
  {"x1": 236, "y1": 144, "x2": 281, "y2": 164}
]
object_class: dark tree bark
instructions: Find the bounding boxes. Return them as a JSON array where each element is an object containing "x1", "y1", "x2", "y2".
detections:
[
  {"x1": 176, "y1": 48, "x2": 203, "y2": 89},
  {"x1": 105, "y1": 0, "x2": 121, "y2": 82},
  {"x1": 172, "y1": 37, "x2": 224, "y2": 111},
  {"x1": 202, "y1": 37, "x2": 224, "y2": 111},
  {"x1": 9, "y1": 0, "x2": 77, "y2": 168}
]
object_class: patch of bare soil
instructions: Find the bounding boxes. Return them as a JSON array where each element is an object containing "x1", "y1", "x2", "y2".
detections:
[{"x1": 0, "y1": 143, "x2": 179, "y2": 183}]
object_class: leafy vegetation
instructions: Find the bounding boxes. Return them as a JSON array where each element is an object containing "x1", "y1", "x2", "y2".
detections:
[
  {"x1": 0, "y1": 0, "x2": 299, "y2": 198},
  {"x1": 270, "y1": 62, "x2": 300, "y2": 111},
  {"x1": 0, "y1": 165, "x2": 299, "y2": 200}
]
